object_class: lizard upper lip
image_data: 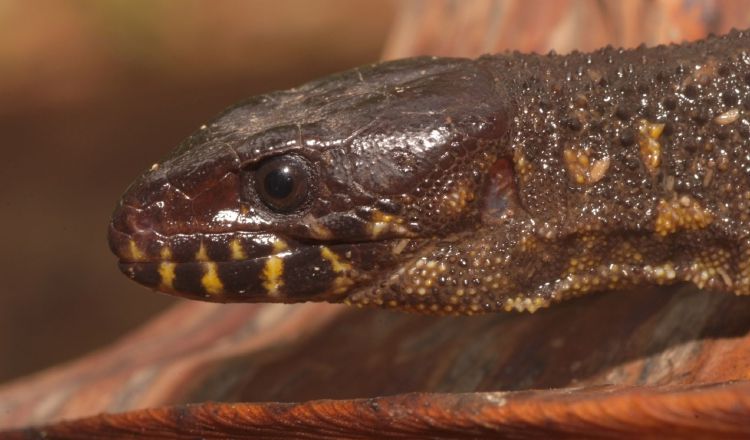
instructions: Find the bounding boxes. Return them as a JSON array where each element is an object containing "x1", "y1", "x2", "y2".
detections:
[
  {"x1": 107, "y1": 179, "x2": 290, "y2": 265},
  {"x1": 108, "y1": 218, "x2": 298, "y2": 265}
]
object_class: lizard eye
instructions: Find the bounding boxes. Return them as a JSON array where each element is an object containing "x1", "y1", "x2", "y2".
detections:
[{"x1": 254, "y1": 155, "x2": 312, "y2": 212}]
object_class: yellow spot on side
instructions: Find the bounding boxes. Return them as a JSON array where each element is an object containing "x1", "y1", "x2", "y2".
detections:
[
  {"x1": 368, "y1": 210, "x2": 409, "y2": 239},
  {"x1": 654, "y1": 196, "x2": 713, "y2": 236},
  {"x1": 195, "y1": 243, "x2": 210, "y2": 262},
  {"x1": 159, "y1": 262, "x2": 176, "y2": 290},
  {"x1": 502, "y1": 296, "x2": 548, "y2": 313},
  {"x1": 589, "y1": 156, "x2": 610, "y2": 183},
  {"x1": 273, "y1": 239, "x2": 288, "y2": 253},
  {"x1": 321, "y1": 246, "x2": 352, "y2": 273},
  {"x1": 262, "y1": 256, "x2": 284, "y2": 296},
  {"x1": 440, "y1": 180, "x2": 475, "y2": 215},
  {"x1": 563, "y1": 147, "x2": 610, "y2": 185},
  {"x1": 129, "y1": 240, "x2": 146, "y2": 261},
  {"x1": 201, "y1": 262, "x2": 223, "y2": 295},
  {"x1": 229, "y1": 239, "x2": 246, "y2": 260},
  {"x1": 714, "y1": 108, "x2": 740, "y2": 125},
  {"x1": 519, "y1": 234, "x2": 537, "y2": 252},
  {"x1": 513, "y1": 149, "x2": 532, "y2": 180},
  {"x1": 637, "y1": 119, "x2": 664, "y2": 174}
]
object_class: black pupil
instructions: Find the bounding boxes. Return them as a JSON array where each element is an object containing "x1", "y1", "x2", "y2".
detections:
[
  {"x1": 264, "y1": 166, "x2": 295, "y2": 200},
  {"x1": 253, "y1": 155, "x2": 311, "y2": 212}
]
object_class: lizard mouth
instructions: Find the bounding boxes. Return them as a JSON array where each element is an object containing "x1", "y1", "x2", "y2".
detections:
[{"x1": 108, "y1": 219, "x2": 416, "y2": 303}]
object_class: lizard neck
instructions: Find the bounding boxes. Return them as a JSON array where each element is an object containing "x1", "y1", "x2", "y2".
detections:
[{"x1": 480, "y1": 31, "x2": 750, "y2": 241}]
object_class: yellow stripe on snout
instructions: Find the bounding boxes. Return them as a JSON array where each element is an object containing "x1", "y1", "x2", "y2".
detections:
[
  {"x1": 160, "y1": 246, "x2": 173, "y2": 260},
  {"x1": 195, "y1": 243, "x2": 210, "y2": 261},
  {"x1": 201, "y1": 262, "x2": 223, "y2": 295},
  {"x1": 229, "y1": 239, "x2": 247, "y2": 260},
  {"x1": 261, "y1": 256, "x2": 284, "y2": 297},
  {"x1": 272, "y1": 239, "x2": 288, "y2": 253},
  {"x1": 159, "y1": 262, "x2": 176, "y2": 290},
  {"x1": 129, "y1": 240, "x2": 146, "y2": 261}
]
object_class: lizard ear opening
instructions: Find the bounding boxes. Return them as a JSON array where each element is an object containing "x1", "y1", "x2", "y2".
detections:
[{"x1": 481, "y1": 158, "x2": 520, "y2": 224}]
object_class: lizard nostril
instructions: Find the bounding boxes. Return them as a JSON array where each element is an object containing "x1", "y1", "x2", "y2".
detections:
[
  {"x1": 109, "y1": 197, "x2": 165, "y2": 263},
  {"x1": 111, "y1": 201, "x2": 158, "y2": 236}
]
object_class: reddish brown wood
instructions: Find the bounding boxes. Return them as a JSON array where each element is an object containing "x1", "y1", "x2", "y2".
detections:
[
  {"x1": 7, "y1": 383, "x2": 750, "y2": 439},
  {"x1": 3, "y1": 1, "x2": 750, "y2": 438},
  {"x1": 383, "y1": 0, "x2": 750, "y2": 58}
]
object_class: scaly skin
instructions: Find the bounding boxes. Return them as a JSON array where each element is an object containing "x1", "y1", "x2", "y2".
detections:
[{"x1": 109, "y1": 30, "x2": 750, "y2": 314}]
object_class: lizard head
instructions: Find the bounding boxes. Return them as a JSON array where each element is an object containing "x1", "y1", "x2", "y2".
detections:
[{"x1": 109, "y1": 57, "x2": 510, "y2": 306}]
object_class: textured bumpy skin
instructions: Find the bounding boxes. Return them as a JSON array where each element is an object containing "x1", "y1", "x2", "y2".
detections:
[{"x1": 110, "y1": 30, "x2": 750, "y2": 314}]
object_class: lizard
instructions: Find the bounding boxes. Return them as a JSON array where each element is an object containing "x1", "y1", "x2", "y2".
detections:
[{"x1": 109, "y1": 29, "x2": 750, "y2": 315}]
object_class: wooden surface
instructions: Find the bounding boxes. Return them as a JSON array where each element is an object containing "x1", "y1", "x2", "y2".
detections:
[
  {"x1": 6, "y1": 383, "x2": 750, "y2": 439},
  {"x1": 3, "y1": 1, "x2": 750, "y2": 438}
]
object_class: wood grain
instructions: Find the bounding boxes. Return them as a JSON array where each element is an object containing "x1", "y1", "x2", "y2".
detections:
[{"x1": 6, "y1": 383, "x2": 750, "y2": 439}]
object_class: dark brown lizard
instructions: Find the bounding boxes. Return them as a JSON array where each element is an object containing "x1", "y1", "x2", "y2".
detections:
[{"x1": 109, "y1": 29, "x2": 750, "y2": 314}]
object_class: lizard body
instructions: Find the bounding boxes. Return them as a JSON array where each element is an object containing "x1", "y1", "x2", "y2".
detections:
[{"x1": 109, "y1": 29, "x2": 750, "y2": 314}]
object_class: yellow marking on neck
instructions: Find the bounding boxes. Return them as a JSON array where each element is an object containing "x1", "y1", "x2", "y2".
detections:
[
  {"x1": 195, "y1": 243, "x2": 210, "y2": 262},
  {"x1": 370, "y1": 222, "x2": 388, "y2": 239},
  {"x1": 320, "y1": 247, "x2": 356, "y2": 295},
  {"x1": 372, "y1": 211, "x2": 401, "y2": 224},
  {"x1": 654, "y1": 196, "x2": 712, "y2": 236},
  {"x1": 229, "y1": 239, "x2": 247, "y2": 260},
  {"x1": 201, "y1": 262, "x2": 223, "y2": 295},
  {"x1": 129, "y1": 240, "x2": 146, "y2": 261},
  {"x1": 160, "y1": 246, "x2": 173, "y2": 260},
  {"x1": 273, "y1": 239, "x2": 288, "y2": 253},
  {"x1": 637, "y1": 119, "x2": 664, "y2": 174},
  {"x1": 321, "y1": 246, "x2": 352, "y2": 273},
  {"x1": 368, "y1": 210, "x2": 411, "y2": 239},
  {"x1": 159, "y1": 262, "x2": 176, "y2": 290},
  {"x1": 392, "y1": 239, "x2": 410, "y2": 255},
  {"x1": 331, "y1": 276, "x2": 354, "y2": 294},
  {"x1": 261, "y1": 256, "x2": 284, "y2": 296}
]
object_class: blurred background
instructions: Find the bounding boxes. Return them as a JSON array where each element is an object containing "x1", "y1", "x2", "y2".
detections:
[{"x1": 0, "y1": 0, "x2": 395, "y2": 383}]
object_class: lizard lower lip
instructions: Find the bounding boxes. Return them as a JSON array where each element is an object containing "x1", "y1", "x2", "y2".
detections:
[
  {"x1": 118, "y1": 243, "x2": 360, "y2": 304},
  {"x1": 118, "y1": 260, "x2": 273, "y2": 301}
]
